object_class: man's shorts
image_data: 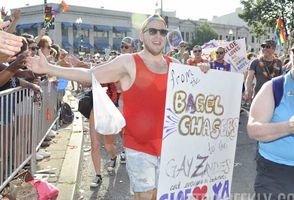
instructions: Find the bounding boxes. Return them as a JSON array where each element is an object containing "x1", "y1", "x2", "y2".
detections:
[{"x1": 125, "y1": 148, "x2": 160, "y2": 193}]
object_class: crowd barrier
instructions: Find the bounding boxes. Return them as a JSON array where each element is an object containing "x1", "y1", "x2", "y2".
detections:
[{"x1": 0, "y1": 80, "x2": 59, "y2": 192}]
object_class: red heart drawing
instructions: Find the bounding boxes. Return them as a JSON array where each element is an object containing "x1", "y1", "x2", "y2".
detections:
[{"x1": 192, "y1": 185, "x2": 208, "y2": 200}]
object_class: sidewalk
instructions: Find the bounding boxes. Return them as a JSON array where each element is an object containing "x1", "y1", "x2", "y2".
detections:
[{"x1": 35, "y1": 90, "x2": 84, "y2": 200}]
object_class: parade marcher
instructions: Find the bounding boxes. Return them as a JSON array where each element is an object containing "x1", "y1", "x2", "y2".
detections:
[
  {"x1": 247, "y1": 42, "x2": 294, "y2": 199},
  {"x1": 245, "y1": 39, "x2": 283, "y2": 100},
  {"x1": 209, "y1": 46, "x2": 231, "y2": 71},
  {"x1": 173, "y1": 40, "x2": 188, "y2": 64},
  {"x1": 26, "y1": 14, "x2": 209, "y2": 199},
  {"x1": 187, "y1": 45, "x2": 208, "y2": 66}
]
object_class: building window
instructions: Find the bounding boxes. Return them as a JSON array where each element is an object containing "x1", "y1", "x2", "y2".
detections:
[
  {"x1": 251, "y1": 36, "x2": 255, "y2": 43},
  {"x1": 181, "y1": 32, "x2": 184, "y2": 40},
  {"x1": 219, "y1": 35, "x2": 222, "y2": 40},
  {"x1": 113, "y1": 32, "x2": 126, "y2": 38},
  {"x1": 226, "y1": 35, "x2": 228, "y2": 40},
  {"x1": 186, "y1": 32, "x2": 189, "y2": 42},
  {"x1": 95, "y1": 31, "x2": 108, "y2": 38},
  {"x1": 232, "y1": 36, "x2": 235, "y2": 40}
]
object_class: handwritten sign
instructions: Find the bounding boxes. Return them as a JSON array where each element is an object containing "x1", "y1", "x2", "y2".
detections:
[
  {"x1": 157, "y1": 63, "x2": 243, "y2": 200},
  {"x1": 167, "y1": 30, "x2": 183, "y2": 49},
  {"x1": 224, "y1": 39, "x2": 249, "y2": 73}
]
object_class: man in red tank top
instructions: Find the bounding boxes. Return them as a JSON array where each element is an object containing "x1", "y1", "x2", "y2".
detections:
[{"x1": 26, "y1": 14, "x2": 209, "y2": 200}]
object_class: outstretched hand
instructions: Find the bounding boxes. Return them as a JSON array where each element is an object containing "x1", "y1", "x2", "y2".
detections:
[
  {"x1": 25, "y1": 49, "x2": 50, "y2": 74},
  {"x1": 0, "y1": 29, "x2": 23, "y2": 56}
]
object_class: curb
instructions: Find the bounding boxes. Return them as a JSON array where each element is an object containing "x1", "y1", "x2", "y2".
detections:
[{"x1": 56, "y1": 97, "x2": 83, "y2": 200}]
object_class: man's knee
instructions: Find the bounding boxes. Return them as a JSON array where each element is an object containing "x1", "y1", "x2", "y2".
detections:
[{"x1": 134, "y1": 189, "x2": 156, "y2": 200}]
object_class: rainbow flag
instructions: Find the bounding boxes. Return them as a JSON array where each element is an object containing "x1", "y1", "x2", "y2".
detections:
[{"x1": 274, "y1": 16, "x2": 286, "y2": 46}]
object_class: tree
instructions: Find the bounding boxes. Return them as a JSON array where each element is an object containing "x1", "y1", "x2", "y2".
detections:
[
  {"x1": 192, "y1": 22, "x2": 218, "y2": 47},
  {"x1": 239, "y1": 0, "x2": 294, "y2": 37}
]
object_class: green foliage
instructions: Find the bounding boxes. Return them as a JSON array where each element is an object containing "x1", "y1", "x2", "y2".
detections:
[
  {"x1": 239, "y1": 0, "x2": 294, "y2": 37},
  {"x1": 192, "y1": 22, "x2": 218, "y2": 47}
]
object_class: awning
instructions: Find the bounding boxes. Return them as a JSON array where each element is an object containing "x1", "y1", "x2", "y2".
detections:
[
  {"x1": 94, "y1": 25, "x2": 112, "y2": 32},
  {"x1": 113, "y1": 26, "x2": 131, "y2": 33},
  {"x1": 73, "y1": 23, "x2": 93, "y2": 30},
  {"x1": 62, "y1": 41, "x2": 72, "y2": 49},
  {"x1": 62, "y1": 22, "x2": 73, "y2": 29},
  {"x1": 16, "y1": 23, "x2": 35, "y2": 30},
  {"x1": 32, "y1": 22, "x2": 43, "y2": 28}
]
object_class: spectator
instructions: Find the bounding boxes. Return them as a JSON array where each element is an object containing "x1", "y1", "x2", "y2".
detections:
[
  {"x1": 187, "y1": 45, "x2": 208, "y2": 66},
  {"x1": 209, "y1": 46, "x2": 231, "y2": 71},
  {"x1": 245, "y1": 39, "x2": 283, "y2": 101},
  {"x1": 247, "y1": 42, "x2": 294, "y2": 199}
]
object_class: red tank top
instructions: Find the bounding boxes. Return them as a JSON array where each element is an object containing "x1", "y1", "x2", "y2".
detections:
[{"x1": 122, "y1": 54, "x2": 172, "y2": 156}]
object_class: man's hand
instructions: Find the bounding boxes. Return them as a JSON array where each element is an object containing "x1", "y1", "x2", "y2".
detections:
[
  {"x1": 12, "y1": 9, "x2": 21, "y2": 21},
  {"x1": 0, "y1": 30, "x2": 23, "y2": 57},
  {"x1": 197, "y1": 62, "x2": 210, "y2": 73},
  {"x1": 10, "y1": 51, "x2": 29, "y2": 69},
  {"x1": 25, "y1": 49, "x2": 49, "y2": 74}
]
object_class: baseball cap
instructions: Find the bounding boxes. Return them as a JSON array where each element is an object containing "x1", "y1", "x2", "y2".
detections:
[
  {"x1": 261, "y1": 39, "x2": 276, "y2": 48},
  {"x1": 121, "y1": 37, "x2": 134, "y2": 47}
]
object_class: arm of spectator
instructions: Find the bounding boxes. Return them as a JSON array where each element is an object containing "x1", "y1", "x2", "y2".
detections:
[
  {"x1": 5, "y1": 9, "x2": 20, "y2": 34},
  {"x1": 244, "y1": 69, "x2": 255, "y2": 100},
  {"x1": 0, "y1": 53, "x2": 27, "y2": 86},
  {"x1": 0, "y1": 29, "x2": 23, "y2": 58},
  {"x1": 247, "y1": 81, "x2": 294, "y2": 142},
  {"x1": 34, "y1": 28, "x2": 46, "y2": 44}
]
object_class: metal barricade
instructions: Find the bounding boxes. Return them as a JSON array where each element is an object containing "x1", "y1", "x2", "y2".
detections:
[{"x1": 0, "y1": 80, "x2": 59, "y2": 192}]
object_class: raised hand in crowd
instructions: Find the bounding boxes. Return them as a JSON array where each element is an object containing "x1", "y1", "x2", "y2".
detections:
[
  {"x1": 5, "y1": 9, "x2": 21, "y2": 34},
  {"x1": 35, "y1": 28, "x2": 47, "y2": 44},
  {"x1": 0, "y1": 29, "x2": 23, "y2": 61}
]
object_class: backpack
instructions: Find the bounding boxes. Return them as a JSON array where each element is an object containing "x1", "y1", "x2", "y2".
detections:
[
  {"x1": 60, "y1": 102, "x2": 74, "y2": 124},
  {"x1": 272, "y1": 75, "x2": 285, "y2": 108}
]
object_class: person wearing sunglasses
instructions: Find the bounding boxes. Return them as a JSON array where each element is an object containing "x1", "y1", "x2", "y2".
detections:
[
  {"x1": 120, "y1": 36, "x2": 134, "y2": 54},
  {"x1": 37, "y1": 35, "x2": 52, "y2": 58},
  {"x1": 209, "y1": 46, "x2": 231, "y2": 71},
  {"x1": 26, "y1": 14, "x2": 209, "y2": 199},
  {"x1": 245, "y1": 39, "x2": 282, "y2": 102},
  {"x1": 187, "y1": 45, "x2": 208, "y2": 66},
  {"x1": 173, "y1": 40, "x2": 189, "y2": 64},
  {"x1": 247, "y1": 41, "x2": 294, "y2": 199}
]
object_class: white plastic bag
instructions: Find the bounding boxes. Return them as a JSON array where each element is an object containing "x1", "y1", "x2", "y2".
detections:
[{"x1": 92, "y1": 73, "x2": 126, "y2": 134}]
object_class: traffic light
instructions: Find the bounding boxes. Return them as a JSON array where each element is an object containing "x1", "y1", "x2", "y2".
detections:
[{"x1": 44, "y1": 6, "x2": 55, "y2": 29}]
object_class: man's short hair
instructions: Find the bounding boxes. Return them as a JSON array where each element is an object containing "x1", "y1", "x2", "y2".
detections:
[
  {"x1": 261, "y1": 39, "x2": 276, "y2": 48},
  {"x1": 141, "y1": 14, "x2": 167, "y2": 32}
]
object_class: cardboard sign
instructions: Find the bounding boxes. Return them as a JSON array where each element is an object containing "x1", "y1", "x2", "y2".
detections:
[{"x1": 157, "y1": 63, "x2": 243, "y2": 200}]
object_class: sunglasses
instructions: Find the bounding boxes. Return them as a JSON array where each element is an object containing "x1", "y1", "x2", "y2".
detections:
[
  {"x1": 216, "y1": 51, "x2": 224, "y2": 55},
  {"x1": 143, "y1": 28, "x2": 168, "y2": 37},
  {"x1": 120, "y1": 45, "x2": 129, "y2": 49},
  {"x1": 261, "y1": 44, "x2": 271, "y2": 49},
  {"x1": 193, "y1": 50, "x2": 202, "y2": 53}
]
